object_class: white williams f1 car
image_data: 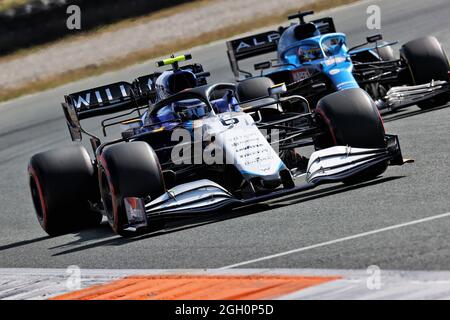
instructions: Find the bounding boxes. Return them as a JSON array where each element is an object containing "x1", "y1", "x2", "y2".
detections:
[{"x1": 28, "y1": 55, "x2": 411, "y2": 236}]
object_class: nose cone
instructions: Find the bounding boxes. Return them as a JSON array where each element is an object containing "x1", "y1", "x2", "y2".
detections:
[{"x1": 323, "y1": 59, "x2": 359, "y2": 91}]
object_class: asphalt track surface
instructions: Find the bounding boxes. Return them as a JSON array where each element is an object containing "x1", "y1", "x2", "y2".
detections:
[{"x1": 0, "y1": 0, "x2": 449, "y2": 270}]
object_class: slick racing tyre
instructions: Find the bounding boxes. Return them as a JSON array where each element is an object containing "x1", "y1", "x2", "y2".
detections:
[
  {"x1": 236, "y1": 77, "x2": 282, "y2": 118},
  {"x1": 236, "y1": 77, "x2": 275, "y2": 102},
  {"x1": 401, "y1": 36, "x2": 450, "y2": 110},
  {"x1": 99, "y1": 141, "x2": 165, "y2": 236},
  {"x1": 28, "y1": 145, "x2": 102, "y2": 236},
  {"x1": 315, "y1": 88, "x2": 387, "y2": 184}
]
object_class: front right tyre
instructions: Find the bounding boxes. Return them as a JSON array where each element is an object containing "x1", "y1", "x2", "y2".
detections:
[
  {"x1": 401, "y1": 36, "x2": 450, "y2": 109},
  {"x1": 28, "y1": 145, "x2": 102, "y2": 236},
  {"x1": 98, "y1": 141, "x2": 165, "y2": 236}
]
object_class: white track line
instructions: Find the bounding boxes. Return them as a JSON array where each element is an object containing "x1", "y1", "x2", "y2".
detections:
[{"x1": 219, "y1": 211, "x2": 450, "y2": 269}]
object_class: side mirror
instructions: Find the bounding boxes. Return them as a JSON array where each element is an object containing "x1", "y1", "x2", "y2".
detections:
[
  {"x1": 254, "y1": 61, "x2": 272, "y2": 71},
  {"x1": 367, "y1": 34, "x2": 383, "y2": 43}
]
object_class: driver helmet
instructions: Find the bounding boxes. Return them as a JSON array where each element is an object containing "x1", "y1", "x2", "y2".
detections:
[
  {"x1": 297, "y1": 47, "x2": 308, "y2": 63},
  {"x1": 297, "y1": 44, "x2": 321, "y2": 63},
  {"x1": 155, "y1": 70, "x2": 197, "y2": 101}
]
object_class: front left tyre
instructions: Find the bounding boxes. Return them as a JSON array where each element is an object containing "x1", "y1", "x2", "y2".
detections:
[
  {"x1": 28, "y1": 145, "x2": 102, "y2": 236},
  {"x1": 314, "y1": 88, "x2": 387, "y2": 184}
]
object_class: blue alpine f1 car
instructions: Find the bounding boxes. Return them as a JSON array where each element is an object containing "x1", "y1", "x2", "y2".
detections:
[{"x1": 226, "y1": 10, "x2": 450, "y2": 112}]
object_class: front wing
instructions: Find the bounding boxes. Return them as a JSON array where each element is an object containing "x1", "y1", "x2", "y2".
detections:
[
  {"x1": 377, "y1": 80, "x2": 450, "y2": 111},
  {"x1": 123, "y1": 135, "x2": 409, "y2": 232}
]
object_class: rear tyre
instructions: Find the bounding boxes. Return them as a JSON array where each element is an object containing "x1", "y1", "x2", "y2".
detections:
[
  {"x1": 236, "y1": 77, "x2": 283, "y2": 119},
  {"x1": 28, "y1": 145, "x2": 101, "y2": 236},
  {"x1": 99, "y1": 142, "x2": 165, "y2": 236},
  {"x1": 236, "y1": 77, "x2": 275, "y2": 102},
  {"x1": 315, "y1": 88, "x2": 387, "y2": 184},
  {"x1": 401, "y1": 36, "x2": 449, "y2": 109}
]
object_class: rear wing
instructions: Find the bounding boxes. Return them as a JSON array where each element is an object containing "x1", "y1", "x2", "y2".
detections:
[
  {"x1": 62, "y1": 78, "x2": 157, "y2": 142},
  {"x1": 226, "y1": 30, "x2": 281, "y2": 79},
  {"x1": 62, "y1": 81, "x2": 140, "y2": 142},
  {"x1": 61, "y1": 61, "x2": 210, "y2": 142},
  {"x1": 226, "y1": 17, "x2": 336, "y2": 80},
  {"x1": 64, "y1": 81, "x2": 136, "y2": 120},
  {"x1": 63, "y1": 62, "x2": 209, "y2": 120}
]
